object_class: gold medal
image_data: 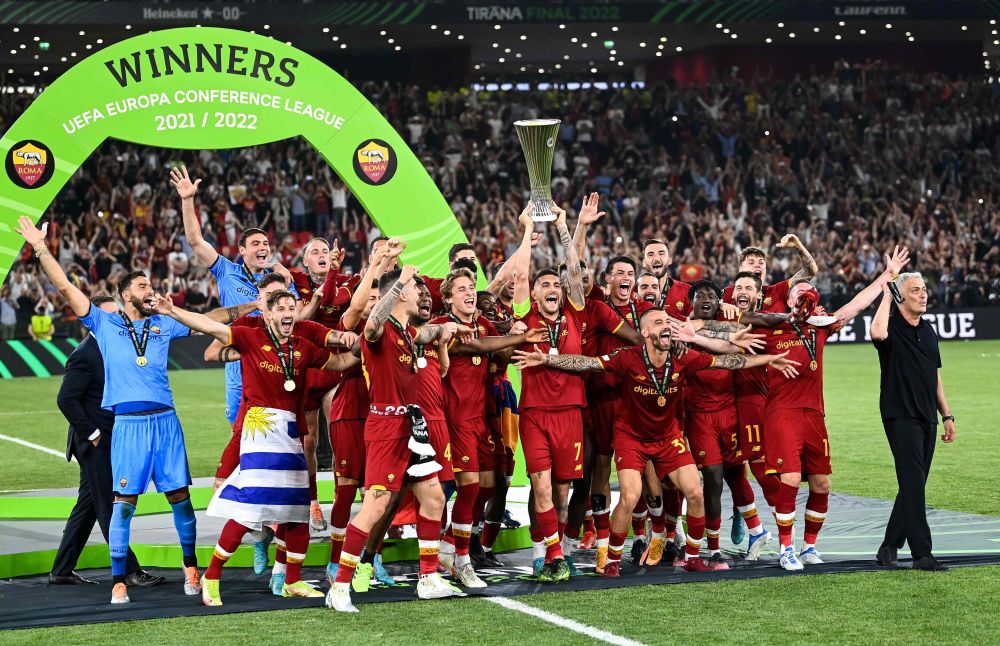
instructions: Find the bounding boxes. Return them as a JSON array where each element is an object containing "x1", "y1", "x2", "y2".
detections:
[
  {"x1": 136, "y1": 356, "x2": 147, "y2": 367},
  {"x1": 283, "y1": 379, "x2": 296, "y2": 392},
  {"x1": 810, "y1": 360, "x2": 818, "y2": 371},
  {"x1": 657, "y1": 395, "x2": 666, "y2": 407},
  {"x1": 472, "y1": 356, "x2": 482, "y2": 366}
]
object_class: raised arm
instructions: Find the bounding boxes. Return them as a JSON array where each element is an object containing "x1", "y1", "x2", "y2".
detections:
[
  {"x1": 869, "y1": 285, "x2": 893, "y2": 342},
  {"x1": 153, "y1": 296, "x2": 230, "y2": 343},
  {"x1": 572, "y1": 191, "x2": 606, "y2": 263},
  {"x1": 708, "y1": 350, "x2": 798, "y2": 377},
  {"x1": 512, "y1": 206, "x2": 535, "y2": 308},
  {"x1": 342, "y1": 241, "x2": 396, "y2": 331},
  {"x1": 779, "y1": 233, "x2": 819, "y2": 286},
  {"x1": 170, "y1": 165, "x2": 219, "y2": 268},
  {"x1": 364, "y1": 264, "x2": 415, "y2": 342},
  {"x1": 556, "y1": 206, "x2": 585, "y2": 309},
  {"x1": 204, "y1": 339, "x2": 242, "y2": 363},
  {"x1": 14, "y1": 217, "x2": 90, "y2": 317},
  {"x1": 834, "y1": 246, "x2": 908, "y2": 325}
]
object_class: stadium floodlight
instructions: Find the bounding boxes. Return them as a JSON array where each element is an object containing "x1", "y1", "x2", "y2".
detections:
[
  {"x1": 676, "y1": 45, "x2": 683, "y2": 51},
  {"x1": 777, "y1": 22, "x2": 784, "y2": 28},
  {"x1": 612, "y1": 26, "x2": 618, "y2": 32},
  {"x1": 859, "y1": 29, "x2": 866, "y2": 35},
  {"x1": 765, "y1": 37, "x2": 773, "y2": 43},
  {"x1": 603, "y1": 40, "x2": 614, "y2": 48},
  {"x1": 961, "y1": 25, "x2": 968, "y2": 31},
  {"x1": 885, "y1": 23, "x2": 892, "y2": 29},
  {"x1": 39, "y1": 41, "x2": 49, "y2": 51},
  {"x1": 639, "y1": 42, "x2": 646, "y2": 47},
  {"x1": 380, "y1": 30, "x2": 386, "y2": 36},
  {"x1": 835, "y1": 35, "x2": 842, "y2": 40},
  {"x1": 444, "y1": 30, "x2": 451, "y2": 36}
]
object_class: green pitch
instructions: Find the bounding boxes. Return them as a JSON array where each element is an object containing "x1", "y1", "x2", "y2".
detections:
[{"x1": 2, "y1": 341, "x2": 998, "y2": 643}]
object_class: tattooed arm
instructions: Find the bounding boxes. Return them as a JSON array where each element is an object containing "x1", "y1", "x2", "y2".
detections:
[
  {"x1": 203, "y1": 301, "x2": 258, "y2": 325},
  {"x1": 203, "y1": 340, "x2": 242, "y2": 363},
  {"x1": 557, "y1": 207, "x2": 586, "y2": 309},
  {"x1": 779, "y1": 234, "x2": 819, "y2": 286},
  {"x1": 363, "y1": 264, "x2": 414, "y2": 342},
  {"x1": 707, "y1": 350, "x2": 800, "y2": 378},
  {"x1": 512, "y1": 348, "x2": 606, "y2": 372}
]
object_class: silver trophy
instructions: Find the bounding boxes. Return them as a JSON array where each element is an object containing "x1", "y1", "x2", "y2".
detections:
[{"x1": 514, "y1": 118, "x2": 561, "y2": 222}]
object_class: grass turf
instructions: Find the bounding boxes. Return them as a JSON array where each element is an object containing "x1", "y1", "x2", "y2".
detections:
[{"x1": 1, "y1": 340, "x2": 998, "y2": 642}]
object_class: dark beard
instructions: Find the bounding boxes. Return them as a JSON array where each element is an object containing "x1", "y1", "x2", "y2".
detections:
[{"x1": 130, "y1": 295, "x2": 152, "y2": 316}]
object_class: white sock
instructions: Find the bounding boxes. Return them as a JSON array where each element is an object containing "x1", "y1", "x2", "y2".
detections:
[{"x1": 532, "y1": 541, "x2": 545, "y2": 560}]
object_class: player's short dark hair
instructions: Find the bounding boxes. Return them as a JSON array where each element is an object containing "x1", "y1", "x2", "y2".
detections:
[
  {"x1": 116, "y1": 270, "x2": 147, "y2": 297},
  {"x1": 379, "y1": 268, "x2": 403, "y2": 295},
  {"x1": 739, "y1": 246, "x2": 767, "y2": 264},
  {"x1": 448, "y1": 243, "x2": 476, "y2": 263},
  {"x1": 414, "y1": 275, "x2": 426, "y2": 287},
  {"x1": 91, "y1": 295, "x2": 116, "y2": 307},
  {"x1": 688, "y1": 279, "x2": 722, "y2": 300},
  {"x1": 238, "y1": 227, "x2": 268, "y2": 247},
  {"x1": 441, "y1": 267, "x2": 476, "y2": 301},
  {"x1": 533, "y1": 267, "x2": 559, "y2": 283},
  {"x1": 642, "y1": 238, "x2": 669, "y2": 254},
  {"x1": 638, "y1": 307, "x2": 664, "y2": 327},
  {"x1": 257, "y1": 272, "x2": 287, "y2": 290},
  {"x1": 266, "y1": 289, "x2": 296, "y2": 310},
  {"x1": 451, "y1": 257, "x2": 478, "y2": 274},
  {"x1": 370, "y1": 236, "x2": 389, "y2": 253},
  {"x1": 638, "y1": 270, "x2": 659, "y2": 281},
  {"x1": 605, "y1": 255, "x2": 636, "y2": 275},
  {"x1": 734, "y1": 271, "x2": 762, "y2": 290}
]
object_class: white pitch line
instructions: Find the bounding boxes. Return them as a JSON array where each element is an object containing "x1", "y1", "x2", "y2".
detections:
[
  {"x1": 486, "y1": 596, "x2": 648, "y2": 646},
  {"x1": 0, "y1": 433, "x2": 68, "y2": 459}
]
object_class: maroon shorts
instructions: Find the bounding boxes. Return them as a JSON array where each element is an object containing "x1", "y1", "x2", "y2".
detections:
[
  {"x1": 614, "y1": 428, "x2": 694, "y2": 481},
  {"x1": 684, "y1": 408, "x2": 741, "y2": 469},
  {"x1": 588, "y1": 396, "x2": 616, "y2": 457},
  {"x1": 330, "y1": 418, "x2": 365, "y2": 481},
  {"x1": 520, "y1": 407, "x2": 584, "y2": 481},
  {"x1": 364, "y1": 436, "x2": 412, "y2": 492},
  {"x1": 305, "y1": 369, "x2": 341, "y2": 412},
  {"x1": 764, "y1": 407, "x2": 832, "y2": 476},
  {"x1": 487, "y1": 414, "x2": 515, "y2": 477},
  {"x1": 215, "y1": 428, "x2": 241, "y2": 479},
  {"x1": 736, "y1": 399, "x2": 767, "y2": 462},
  {"x1": 451, "y1": 416, "x2": 496, "y2": 474},
  {"x1": 427, "y1": 419, "x2": 454, "y2": 483}
]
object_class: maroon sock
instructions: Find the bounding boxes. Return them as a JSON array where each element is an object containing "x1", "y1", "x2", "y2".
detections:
[
  {"x1": 776, "y1": 481, "x2": 799, "y2": 549},
  {"x1": 804, "y1": 490, "x2": 829, "y2": 545},
  {"x1": 283, "y1": 522, "x2": 309, "y2": 584},
  {"x1": 450, "y1": 482, "x2": 479, "y2": 556},
  {"x1": 481, "y1": 520, "x2": 502, "y2": 550},
  {"x1": 334, "y1": 523, "x2": 368, "y2": 584},
  {"x1": 328, "y1": 484, "x2": 357, "y2": 565},
  {"x1": 206, "y1": 520, "x2": 251, "y2": 579},
  {"x1": 417, "y1": 514, "x2": 441, "y2": 575}
]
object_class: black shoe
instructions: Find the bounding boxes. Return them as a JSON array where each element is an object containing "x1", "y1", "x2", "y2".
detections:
[
  {"x1": 469, "y1": 532, "x2": 483, "y2": 557},
  {"x1": 912, "y1": 556, "x2": 949, "y2": 572},
  {"x1": 125, "y1": 569, "x2": 167, "y2": 587},
  {"x1": 664, "y1": 541, "x2": 680, "y2": 564},
  {"x1": 501, "y1": 509, "x2": 521, "y2": 529},
  {"x1": 631, "y1": 538, "x2": 647, "y2": 564},
  {"x1": 48, "y1": 571, "x2": 98, "y2": 585},
  {"x1": 876, "y1": 544, "x2": 898, "y2": 567},
  {"x1": 480, "y1": 550, "x2": 506, "y2": 568}
]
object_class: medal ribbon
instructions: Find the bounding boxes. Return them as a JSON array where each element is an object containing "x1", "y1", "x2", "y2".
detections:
[
  {"x1": 388, "y1": 316, "x2": 418, "y2": 371},
  {"x1": 264, "y1": 323, "x2": 295, "y2": 383},
  {"x1": 788, "y1": 320, "x2": 818, "y2": 367},
  {"x1": 448, "y1": 313, "x2": 479, "y2": 339},
  {"x1": 642, "y1": 344, "x2": 673, "y2": 399},
  {"x1": 119, "y1": 313, "x2": 150, "y2": 361},
  {"x1": 544, "y1": 314, "x2": 563, "y2": 353}
]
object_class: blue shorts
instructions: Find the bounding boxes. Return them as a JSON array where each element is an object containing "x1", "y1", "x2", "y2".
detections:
[
  {"x1": 112, "y1": 409, "x2": 191, "y2": 496},
  {"x1": 224, "y1": 361, "x2": 243, "y2": 425}
]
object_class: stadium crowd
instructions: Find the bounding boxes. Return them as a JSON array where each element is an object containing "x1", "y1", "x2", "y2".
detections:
[{"x1": 2, "y1": 61, "x2": 999, "y2": 338}]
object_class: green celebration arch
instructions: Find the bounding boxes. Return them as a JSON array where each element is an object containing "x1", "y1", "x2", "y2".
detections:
[{"x1": 0, "y1": 26, "x2": 470, "y2": 282}]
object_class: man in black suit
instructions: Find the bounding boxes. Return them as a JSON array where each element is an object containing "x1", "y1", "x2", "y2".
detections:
[{"x1": 50, "y1": 296, "x2": 164, "y2": 587}]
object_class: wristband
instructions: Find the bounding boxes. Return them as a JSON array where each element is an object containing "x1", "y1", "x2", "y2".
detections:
[{"x1": 942, "y1": 415, "x2": 955, "y2": 423}]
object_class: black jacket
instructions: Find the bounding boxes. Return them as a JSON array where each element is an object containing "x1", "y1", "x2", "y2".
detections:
[{"x1": 56, "y1": 335, "x2": 114, "y2": 461}]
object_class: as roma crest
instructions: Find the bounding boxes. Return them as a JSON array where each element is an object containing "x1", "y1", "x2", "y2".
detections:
[
  {"x1": 6, "y1": 140, "x2": 54, "y2": 189},
  {"x1": 353, "y1": 139, "x2": 397, "y2": 186}
]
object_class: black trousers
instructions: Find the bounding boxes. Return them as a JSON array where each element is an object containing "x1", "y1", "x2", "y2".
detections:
[
  {"x1": 881, "y1": 417, "x2": 937, "y2": 559},
  {"x1": 51, "y1": 439, "x2": 140, "y2": 576}
]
